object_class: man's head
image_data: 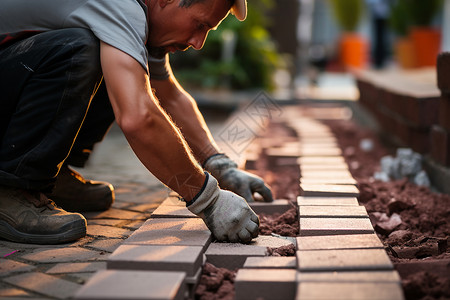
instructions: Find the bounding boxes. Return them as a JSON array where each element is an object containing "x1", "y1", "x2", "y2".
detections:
[{"x1": 147, "y1": 0, "x2": 247, "y2": 58}]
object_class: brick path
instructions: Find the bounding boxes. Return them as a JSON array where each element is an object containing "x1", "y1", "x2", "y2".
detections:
[{"x1": 0, "y1": 103, "x2": 405, "y2": 299}]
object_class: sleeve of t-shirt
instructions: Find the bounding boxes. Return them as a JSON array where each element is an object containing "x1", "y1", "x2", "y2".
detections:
[
  {"x1": 67, "y1": 0, "x2": 149, "y2": 73},
  {"x1": 148, "y1": 54, "x2": 170, "y2": 80}
]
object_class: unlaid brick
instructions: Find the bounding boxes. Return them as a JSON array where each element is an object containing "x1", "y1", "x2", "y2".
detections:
[
  {"x1": 244, "y1": 257, "x2": 297, "y2": 269},
  {"x1": 235, "y1": 269, "x2": 297, "y2": 300},
  {"x1": 297, "y1": 270, "x2": 401, "y2": 283},
  {"x1": 300, "y1": 184, "x2": 360, "y2": 197},
  {"x1": 297, "y1": 234, "x2": 383, "y2": 251},
  {"x1": 299, "y1": 217, "x2": 374, "y2": 236},
  {"x1": 248, "y1": 199, "x2": 292, "y2": 215},
  {"x1": 4, "y1": 272, "x2": 81, "y2": 299},
  {"x1": 297, "y1": 196, "x2": 359, "y2": 206},
  {"x1": 297, "y1": 249, "x2": 393, "y2": 272},
  {"x1": 299, "y1": 205, "x2": 368, "y2": 218},
  {"x1": 108, "y1": 245, "x2": 203, "y2": 276},
  {"x1": 74, "y1": 270, "x2": 186, "y2": 300},
  {"x1": 296, "y1": 282, "x2": 404, "y2": 300}
]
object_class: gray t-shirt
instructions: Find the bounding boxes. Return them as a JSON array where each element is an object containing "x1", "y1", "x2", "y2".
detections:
[{"x1": 0, "y1": 0, "x2": 170, "y2": 80}]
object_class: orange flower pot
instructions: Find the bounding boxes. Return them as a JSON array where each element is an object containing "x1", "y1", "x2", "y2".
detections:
[
  {"x1": 410, "y1": 27, "x2": 441, "y2": 67},
  {"x1": 394, "y1": 37, "x2": 417, "y2": 69},
  {"x1": 339, "y1": 33, "x2": 369, "y2": 69}
]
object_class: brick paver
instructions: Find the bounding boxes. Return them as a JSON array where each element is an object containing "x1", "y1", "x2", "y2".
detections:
[
  {"x1": 243, "y1": 257, "x2": 297, "y2": 269},
  {"x1": 299, "y1": 217, "x2": 374, "y2": 236},
  {"x1": 297, "y1": 196, "x2": 359, "y2": 206},
  {"x1": 248, "y1": 199, "x2": 292, "y2": 215},
  {"x1": 299, "y1": 205, "x2": 368, "y2": 218},
  {"x1": 297, "y1": 270, "x2": 401, "y2": 283},
  {"x1": 297, "y1": 234, "x2": 383, "y2": 250},
  {"x1": 46, "y1": 262, "x2": 107, "y2": 274},
  {"x1": 300, "y1": 184, "x2": 360, "y2": 197},
  {"x1": 21, "y1": 247, "x2": 104, "y2": 263},
  {"x1": 0, "y1": 259, "x2": 35, "y2": 277}
]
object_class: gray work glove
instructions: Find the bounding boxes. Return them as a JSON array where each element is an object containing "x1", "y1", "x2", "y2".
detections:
[
  {"x1": 187, "y1": 173, "x2": 259, "y2": 243},
  {"x1": 203, "y1": 154, "x2": 273, "y2": 203}
]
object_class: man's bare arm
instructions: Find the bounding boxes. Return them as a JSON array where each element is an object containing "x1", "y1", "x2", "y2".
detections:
[
  {"x1": 100, "y1": 42, "x2": 205, "y2": 200},
  {"x1": 151, "y1": 74, "x2": 220, "y2": 165}
]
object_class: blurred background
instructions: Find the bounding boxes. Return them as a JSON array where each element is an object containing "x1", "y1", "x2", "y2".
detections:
[{"x1": 168, "y1": 0, "x2": 448, "y2": 101}]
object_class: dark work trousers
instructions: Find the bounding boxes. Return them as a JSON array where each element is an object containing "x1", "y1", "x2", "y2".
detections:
[{"x1": 0, "y1": 28, "x2": 115, "y2": 191}]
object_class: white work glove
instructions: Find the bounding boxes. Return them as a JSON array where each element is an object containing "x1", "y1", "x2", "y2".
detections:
[
  {"x1": 187, "y1": 173, "x2": 260, "y2": 243},
  {"x1": 203, "y1": 154, "x2": 273, "y2": 203}
]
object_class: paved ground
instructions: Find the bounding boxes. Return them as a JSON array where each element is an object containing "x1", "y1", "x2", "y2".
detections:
[{"x1": 0, "y1": 108, "x2": 231, "y2": 300}]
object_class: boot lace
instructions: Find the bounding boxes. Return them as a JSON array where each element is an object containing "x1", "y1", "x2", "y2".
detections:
[{"x1": 22, "y1": 190, "x2": 56, "y2": 211}]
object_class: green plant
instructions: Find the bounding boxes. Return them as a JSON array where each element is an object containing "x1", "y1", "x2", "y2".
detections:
[
  {"x1": 404, "y1": 0, "x2": 443, "y2": 27},
  {"x1": 169, "y1": 0, "x2": 284, "y2": 91},
  {"x1": 329, "y1": 0, "x2": 364, "y2": 32},
  {"x1": 388, "y1": 0, "x2": 409, "y2": 36}
]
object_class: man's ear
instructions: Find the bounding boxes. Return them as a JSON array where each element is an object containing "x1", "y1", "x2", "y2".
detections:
[{"x1": 159, "y1": 0, "x2": 174, "y2": 8}]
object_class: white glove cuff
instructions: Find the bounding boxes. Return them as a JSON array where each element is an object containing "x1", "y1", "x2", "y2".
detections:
[{"x1": 186, "y1": 172, "x2": 220, "y2": 215}]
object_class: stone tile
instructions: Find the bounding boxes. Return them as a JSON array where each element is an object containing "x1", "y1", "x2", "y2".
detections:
[
  {"x1": 205, "y1": 236, "x2": 293, "y2": 269},
  {"x1": 299, "y1": 206, "x2": 368, "y2": 218},
  {"x1": 124, "y1": 220, "x2": 145, "y2": 230},
  {"x1": 299, "y1": 217, "x2": 374, "y2": 236},
  {"x1": 139, "y1": 217, "x2": 208, "y2": 231},
  {"x1": 22, "y1": 247, "x2": 102, "y2": 263},
  {"x1": 150, "y1": 205, "x2": 198, "y2": 218},
  {"x1": 235, "y1": 269, "x2": 297, "y2": 300},
  {"x1": 70, "y1": 272, "x2": 96, "y2": 283},
  {"x1": 0, "y1": 259, "x2": 35, "y2": 277},
  {"x1": 297, "y1": 234, "x2": 383, "y2": 251},
  {"x1": 296, "y1": 282, "x2": 404, "y2": 300},
  {"x1": 300, "y1": 184, "x2": 360, "y2": 197},
  {"x1": 87, "y1": 238, "x2": 124, "y2": 253},
  {"x1": 87, "y1": 225, "x2": 132, "y2": 238},
  {"x1": 297, "y1": 196, "x2": 359, "y2": 206},
  {"x1": 0, "y1": 282, "x2": 31, "y2": 298},
  {"x1": 297, "y1": 249, "x2": 393, "y2": 272},
  {"x1": 244, "y1": 257, "x2": 297, "y2": 269},
  {"x1": 4, "y1": 272, "x2": 81, "y2": 299},
  {"x1": 83, "y1": 208, "x2": 145, "y2": 220},
  {"x1": 108, "y1": 245, "x2": 203, "y2": 276},
  {"x1": 111, "y1": 200, "x2": 131, "y2": 209},
  {"x1": 74, "y1": 270, "x2": 185, "y2": 300},
  {"x1": 297, "y1": 270, "x2": 401, "y2": 283},
  {"x1": 87, "y1": 219, "x2": 124, "y2": 226},
  {"x1": 300, "y1": 177, "x2": 357, "y2": 185},
  {"x1": 248, "y1": 199, "x2": 292, "y2": 215},
  {"x1": 46, "y1": 262, "x2": 107, "y2": 274},
  {"x1": 127, "y1": 202, "x2": 160, "y2": 213},
  {"x1": 298, "y1": 156, "x2": 346, "y2": 166}
]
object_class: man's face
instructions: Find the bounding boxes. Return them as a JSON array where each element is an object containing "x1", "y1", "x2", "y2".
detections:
[{"x1": 147, "y1": 0, "x2": 231, "y2": 58}]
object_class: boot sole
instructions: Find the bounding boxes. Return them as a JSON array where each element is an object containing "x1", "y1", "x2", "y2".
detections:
[{"x1": 0, "y1": 219, "x2": 87, "y2": 245}]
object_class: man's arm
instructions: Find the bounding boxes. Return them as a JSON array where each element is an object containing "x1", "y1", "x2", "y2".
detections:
[{"x1": 100, "y1": 42, "x2": 205, "y2": 200}]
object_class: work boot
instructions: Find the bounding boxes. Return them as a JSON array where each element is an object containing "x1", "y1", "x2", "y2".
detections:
[
  {"x1": 46, "y1": 165, "x2": 114, "y2": 212},
  {"x1": 0, "y1": 185, "x2": 87, "y2": 244}
]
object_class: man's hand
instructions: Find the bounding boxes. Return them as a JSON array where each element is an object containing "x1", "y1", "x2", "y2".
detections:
[
  {"x1": 187, "y1": 173, "x2": 259, "y2": 243},
  {"x1": 204, "y1": 154, "x2": 273, "y2": 203}
]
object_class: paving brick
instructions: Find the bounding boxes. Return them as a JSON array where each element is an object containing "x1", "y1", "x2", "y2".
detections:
[
  {"x1": 139, "y1": 217, "x2": 208, "y2": 231},
  {"x1": 248, "y1": 199, "x2": 292, "y2": 215},
  {"x1": 299, "y1": 147, "x2": 342, "y2": 157},
  {"x1": 160, "y1": 197, "x2": 186, "y2": 207},
  {"x1": 235, "y1": 269, "x2": 297, "y2": 300},
  {"x1": 124, "y1": 220, "x2": 145, "y2": 230},
  {"x1": 300, "y1": 177, "x2": 357, "y2": 185},
  {"x1": 87, "y1": 225, "x2": 132, "y2": 238},
  {"x1": 296, "y1": 282, "x2": 404, "y2": 300},
  {"x1": 46, "y1": 262, "x2": 107, "y2": 274},
  {"x1": 150, "y1": 204, "x2": 198, "y2": 218},
  {"x1": 108, "y1": 245, "x2": 203, "y2": 276},
  {"x1": 297, "y1": 234, "x2": 383, "y2": 250},
  {"x1": 297, "y1": 270, "x2": 401, "y2": 283},
  {"x1": 300, "y1": 163, "x2": 349, "y2": 172},
  {"x1": 300, "y1": 184, "x2": 360, "y2": 197},
  {"x1": 298, "y1": 156, "x2": 346, "y2": 165},
  {"x1": 4, "y1": 272, "x2": 81, "y2": 299},
  {"x1": 0, "y1": 259, "x2": 35, "y2": 277},
  {"x1": 244, "y1": 257, "x2": 297, "y2": 269},
  {"x1": 297, "y1": 249, "x2": 393, "y2": 272},
  {"x1": 87, "y1": 219, "x2": 124, "y2": 226},
  {"x1": 0, "y1": 282, "x2": 31, "y2": 298},
  {"x1": 22, "y1": 247, "x2": 102, "y2": 263},
  {"x1": 205, "y1": 236, "x2": 292, "y2": 269},
  {"x1": 83, "y1": 208, "x2": 145, "y2": 220},
  {"x1": 0, "y1": 245, "x2": 18, "y2": 257},
  {"x1": 299, "y1": 217, "x2": 374, "y2": 236},
  {"x1": 297, "y1": 196, "x2": 359, "y2": 206},
  {"x1": 127, "y1": 202, "x2": 161, "y2": 213},
  {"x1": 86, "y1": 238, "x2": 124, "y2": 253},
  {"x1": 299, "y1": 206, "x2": 368, "y2": 218},
  {"x1": 299, "y1": 170, "x2": 353, "y2": 179},
  {"x1": 74, "y1": 270, "x2": 186, "y2": 300}
]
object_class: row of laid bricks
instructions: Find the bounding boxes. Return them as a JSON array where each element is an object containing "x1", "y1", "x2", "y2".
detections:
[{"x1": 74, "y1": 111, "x2": 404, "y2": 300}]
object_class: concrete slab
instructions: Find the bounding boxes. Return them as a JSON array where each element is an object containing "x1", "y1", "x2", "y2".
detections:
[
  {"x1": 299, "y1": 217, "x2": 374, "y2": 236},
  {"x1": 296, "y1": 282, "x2": 404, "y2": 300},
  {"x1": 297, "y1": 249, "x2": 393, "y2": 272},
  {"x1": 299, "y1": 206, "x2": 368, "y2": 218},
  {"x1": 248, "y1": 199, "x2": 292, "y2": 215},
  {"x1": 244, "y1": 257, "x2": 297, "y2": 269},
  {"x1": 297, "y1": 196, "x2": 359, "y2": 206},
  {"x1": 235, "y1": 269, "x2": 297, "y2": 300},
  {"x1": 74, "y1": 270, "x2": 186, "y2": 300},
  {"x1": 4, "y1": 272, "x2": 81, "y2": 299},
  {"x1": 300, "y1": 184, "x2": 360, "y2": 197},
  {"x1": 297, "y1": 270, "x2": 401, "y2": 283},
  {"x1": 138, "y1": 217, "x2": 208, "y2": 231},
  {"x1": 108, "y1": 245, "x2": 203, "y2": 276},
  {"x1": 150, "y1": 204, "x2": 198, "y2": 218},
  {"x1": 297, "y1": 234, "x2": 383, "y2": 251}
]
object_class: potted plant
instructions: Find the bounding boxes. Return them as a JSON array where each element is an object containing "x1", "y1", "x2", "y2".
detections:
[{"x1": 329, "y1": 0, "x2": 368, "y2": 69}]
